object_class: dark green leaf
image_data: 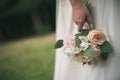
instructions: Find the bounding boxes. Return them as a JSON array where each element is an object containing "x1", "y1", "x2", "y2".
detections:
[
  {"x1": 100, "y1": 41, "x2": 113, "y2": 53},
  {"x1": 55, "y1": 40, "x2": 63, "y2": 49},
  {"x1": 75, "y1": 29, "x2": 89, "y2": 37},
  {"x1": 75, "y1": 36, "x2": 81, "y2": 48},
  {"x1": 84, "y1": 46, "x2": 95, "y2": 57},
  {"x1": 100, "y1": 53, "x2": 109, "y2": 61},
  {"x1": 82, "y1": 62, "x2": 87, "y2": 65}
]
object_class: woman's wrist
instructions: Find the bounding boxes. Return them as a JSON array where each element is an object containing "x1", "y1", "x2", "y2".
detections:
[{"x1": 70, "y1": 0, "x2": 83, "y2": 7}]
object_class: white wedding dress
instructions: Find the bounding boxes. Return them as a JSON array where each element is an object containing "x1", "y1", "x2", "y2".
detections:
[{"x1": 54, "y1": 0, "x2": 120, "y2": 80}]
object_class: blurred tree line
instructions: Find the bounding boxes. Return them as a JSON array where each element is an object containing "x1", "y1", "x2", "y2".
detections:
[{"x1": 0, "y1": 0, "x2": 55, "y2": 41}]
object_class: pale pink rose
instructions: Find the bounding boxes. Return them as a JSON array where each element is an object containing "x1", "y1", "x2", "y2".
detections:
[
  {"x1": 63, "y1": 37, "x2": 80, "y2": 55},
  {"x1": 64, "y1": 37, "x2": 76, "y2": 47},
  {"x1": 63, "y1": 40, "x2": 69, "y2": 47},
  {"x1": 87, "y1": 29, "x2": 106, "y2": 45},
  {"x1": 69, "y1": 37, "x2": 75, "y2": 46}
]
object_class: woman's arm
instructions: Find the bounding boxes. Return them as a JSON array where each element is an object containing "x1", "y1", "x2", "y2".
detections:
[{"x1": 69, "y1": 0, "x2": 92, "y2": 31}]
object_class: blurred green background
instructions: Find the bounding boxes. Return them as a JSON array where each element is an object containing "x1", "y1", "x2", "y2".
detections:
[{"x1": 0, "y1": 0, "x2": 56, "y2": 80}]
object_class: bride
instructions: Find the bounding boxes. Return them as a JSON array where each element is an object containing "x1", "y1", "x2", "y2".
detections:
[{"x1": 54, "y1": 0, "x2": 120, "y2": 80}]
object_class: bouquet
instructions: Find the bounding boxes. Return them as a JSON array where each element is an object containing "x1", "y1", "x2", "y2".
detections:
[{"x1": 55, "y1": 28, "x2": 113, "y2": 65}]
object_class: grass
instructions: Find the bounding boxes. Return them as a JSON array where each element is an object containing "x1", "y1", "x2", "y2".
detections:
[{"x1": 0, "y1": 33, "x2": 55, "y2": 80}]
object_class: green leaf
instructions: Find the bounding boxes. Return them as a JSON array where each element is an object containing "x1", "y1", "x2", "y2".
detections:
[
  {"x1": 84, "y1": 46, "x2": 95, "y2": 57},
  {"x1": 75, "y1": 29, "x2": 89, "y2": 37},
  {"x1": 100, "y1": 41, "x2": 113, "y2": 53},
  {"x1": 75, "y1": 36, "x2": 81, "y2": 48},
  {"x1": 100, "y1": 53, "x2": 109, "y2": 61},
  {"x1": 82, "y1": 62, "x2": 87, "y2": 65},
  {"x1": 55, "y1": 40, "x2": 63, "y2": 49},
  {"x1": 75, "y1": 29, "x2": 89, "y2": 48}
]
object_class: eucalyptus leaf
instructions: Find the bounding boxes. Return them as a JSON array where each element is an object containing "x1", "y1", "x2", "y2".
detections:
[
  {"x1": 82, "y1": 62, "x2": 87, "y2": 65},
  {"x1": 75, "y1": 29, "x2": 89, "y2": 37},
  {"x1": 75, "y1": 36, "x2": 81, "y2": 48},
  {"x1": 84, "y1": 46, "x2": 95, "y2": 57},
  {"x1": 100, "y1": 53, "x2": 109, "y2": 61},
  {"x1": 55, "y1": 40, "x2": 63, "y2": 49},
  {"x1": 100, "y1": 41, "x2": 113, "y2": 53}
]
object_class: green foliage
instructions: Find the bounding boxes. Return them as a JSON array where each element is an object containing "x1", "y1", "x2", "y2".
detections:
[
  {"x1": 0, "y1": 0, "x2": 55, "y2": 15},
  {"x1": 82, "y1": 62, "x2": 87, "y2": 65},
  {"x1": 75, "y1": 36, "x2": 81, "y2": 48},
  {"x1": 0, "y1": 0, "x2": 9, "y2": 6},
  {"x1": 75, "y1": 29, "x2": 89, "y2": 37},
  {"x1": 55, "y1": 40, "x2": 63, "y2": 49},
  {"x1": 0, "y1": 0, "x2": 56, "y2": 40},
  {"x1": 100, "y1": 53, "x2": 109, "y2": 61},
  {"x1": 100, "y1": 41, "x2": 113, "y2": 53},
  {"x1": 84, "y1": 46, "x2": 95, "y2": 57},
  {"x1": 99, "y1": 41, "x2": 113, "y2": 61}
]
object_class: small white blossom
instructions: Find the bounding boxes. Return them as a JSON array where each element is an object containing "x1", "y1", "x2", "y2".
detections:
[
  {"x1": 64, "y1": 46, "x2": 80, "y2": 55},
  {"x1": 80, "y1": 42, "x2": 89, "y2": 51},
  {"x1": 79, "y1": 36, "x2": 89, "y2": 51},
  {"x1": 79, "y1": 36, "x2": 88, "y2": 43}
]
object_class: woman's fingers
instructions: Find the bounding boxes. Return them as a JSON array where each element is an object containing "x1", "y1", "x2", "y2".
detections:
[
  {"x1": 76, "y1": 15, "x2": 85, "y2": 31},
  {"x1": 86, "y1": 14, "x2": 92, "y2": 26},
  {"x1": 71, "y1": 3, "x2": 93, "y2": 32},
  {"x1": 77, "y1": 15, "x2": 92, "y2": 31},
  {"x1": 74, "y1": 14, "x2": 92, "y2": 32}
]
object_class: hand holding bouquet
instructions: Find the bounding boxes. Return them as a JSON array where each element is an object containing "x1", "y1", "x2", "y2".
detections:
[{"x1": 55, "y1": 28, "x2": 113, "y2": 65}]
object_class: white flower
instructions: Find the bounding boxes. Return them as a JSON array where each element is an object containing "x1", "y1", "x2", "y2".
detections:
[
  {"x1": 79, "y1": 36, "x2": 89, "y2": 51},
  {"x1": 79, "y1": 36, "x2": 88, "y2": 43},
  {"x1": 64, "y1": 46, "x2": 80, "y2": 55},
  {"x1": 80, "y1": 41, "x2": 89, "y2": 51}
]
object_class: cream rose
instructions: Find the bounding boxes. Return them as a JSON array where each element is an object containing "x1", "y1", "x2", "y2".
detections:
[{"x1": 87, "y1": 29, "x2": 106, "y2": 45}]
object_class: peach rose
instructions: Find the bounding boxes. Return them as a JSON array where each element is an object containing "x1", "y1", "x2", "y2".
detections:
[{"x1": 87, "y1": 29, "x2": 106, "y2": 45}]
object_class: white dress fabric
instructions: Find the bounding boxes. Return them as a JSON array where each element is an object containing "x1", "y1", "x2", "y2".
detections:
[{"x1": 54, "y1": 0, "x2": 120, "y2": 80}]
